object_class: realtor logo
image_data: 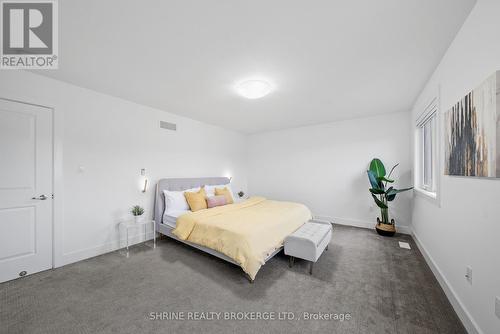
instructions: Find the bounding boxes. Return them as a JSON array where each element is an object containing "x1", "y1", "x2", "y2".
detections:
[{"x1": 1, "y1": 0, "x2": 58, "y2": 69}]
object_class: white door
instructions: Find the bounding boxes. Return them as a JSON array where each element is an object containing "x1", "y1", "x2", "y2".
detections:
[{"x1": 0, "y1": 99, "x2": 53, "y2": 283}]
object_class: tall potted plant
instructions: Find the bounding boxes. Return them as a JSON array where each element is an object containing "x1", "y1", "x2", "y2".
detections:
[{"x1": 367, "y1": 158, "x2": 412, "y2": 236}]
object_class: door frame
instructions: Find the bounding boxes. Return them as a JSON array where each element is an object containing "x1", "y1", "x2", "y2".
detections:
[{"x1": 0, "y1": 96, "x2": 63, "y2": 269}]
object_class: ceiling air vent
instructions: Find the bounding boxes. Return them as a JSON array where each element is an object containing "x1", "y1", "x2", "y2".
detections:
[{"x1": 160, "y1": 121, "x2": 177, "y2": 131}]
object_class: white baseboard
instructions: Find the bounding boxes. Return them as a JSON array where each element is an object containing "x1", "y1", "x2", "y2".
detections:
[
  {"x1": 58, "y1": 215, "x2": 410, "y2": 267},
  {"x1": 59, "y1": 231, "x2": 156, "y2": 267},
  {"x1": 313, "y1": 215, "x2": 412, "y2": 235},
  {"x1": 411, "y1": 230, "x2": 482, "y2": 334}
]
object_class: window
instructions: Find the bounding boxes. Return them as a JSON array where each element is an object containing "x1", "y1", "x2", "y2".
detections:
[
  {"x1": 422, "y1": 115, "x2": 436, "y2": 191},
  {"x1": 416, "y1": 97, "x2": 438, "y2": 198}
]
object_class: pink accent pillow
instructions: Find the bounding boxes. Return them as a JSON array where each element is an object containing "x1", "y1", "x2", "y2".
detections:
[{"x1": 206, "y1": 195, "x2": 227, "y2": 208}]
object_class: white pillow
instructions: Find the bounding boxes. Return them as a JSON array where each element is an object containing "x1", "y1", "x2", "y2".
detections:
[
  {"x1": 163, "y1": 187, "x2": 199, "y2": 212},
  {"x1": 204, "y1": 185, "x2": 216, "y2": 197}
]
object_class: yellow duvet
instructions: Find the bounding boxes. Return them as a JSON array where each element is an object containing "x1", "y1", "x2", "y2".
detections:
[{"x1": 173, "y1": 197, "x2": 312, "y2": 279}]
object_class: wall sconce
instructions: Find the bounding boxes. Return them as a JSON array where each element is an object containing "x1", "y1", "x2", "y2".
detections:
[{"x1": 141, "y1": 168, "x2": 148, "y2": 193}]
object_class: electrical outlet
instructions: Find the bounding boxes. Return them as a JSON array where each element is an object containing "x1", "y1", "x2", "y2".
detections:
[
  {"x1": 465, "y1": 266, "x2": 472, "y2": 284},
  {"x1": 495, "y1": 296, "x2": 500, "y2": 319}
]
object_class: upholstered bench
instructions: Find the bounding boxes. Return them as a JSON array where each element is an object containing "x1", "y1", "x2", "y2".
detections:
[{"x1": 284, "y1": 220, "x2": 332, "y2": 275}]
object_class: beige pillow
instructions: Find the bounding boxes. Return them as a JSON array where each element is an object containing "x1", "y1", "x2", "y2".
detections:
[
  {"x1": 214, "y1": 187, "x2": 234, "y2": 204},
  {"x1": 184, "y1": 187, "x2": 207, "y2": 211}
]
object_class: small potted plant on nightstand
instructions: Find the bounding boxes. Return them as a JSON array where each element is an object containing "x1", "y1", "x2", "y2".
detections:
[{"x1": 131, "y1": 205, "x2": 145, "y2": 223}]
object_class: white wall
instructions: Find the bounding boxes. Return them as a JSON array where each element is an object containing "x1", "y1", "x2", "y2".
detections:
[
  {"x1": 0, "y1": 71, "x2": 248, "y2": 267},
  {"x1": 411, "y1": 1, "x2": 500, "y2": 333},
  {"x1": 247, "y1": 112, "x2": 412, "y2": 233}
]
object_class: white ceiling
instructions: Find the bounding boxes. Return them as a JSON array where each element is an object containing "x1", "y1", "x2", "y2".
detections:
[{"x1": 37, "y1": 0, "x2": 476, "y2": 133}]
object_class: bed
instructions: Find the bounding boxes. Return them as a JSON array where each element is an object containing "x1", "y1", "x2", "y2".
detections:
[{"x1": 153, "y1": 177, "x2": 311, "y2": 282}]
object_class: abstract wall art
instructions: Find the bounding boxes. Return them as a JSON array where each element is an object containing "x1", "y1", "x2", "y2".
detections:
[{"x1": 444, "y1": 71, "x2": 500, "y2": 177}]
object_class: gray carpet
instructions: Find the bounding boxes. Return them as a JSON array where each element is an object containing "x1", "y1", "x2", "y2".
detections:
[{"x1": 0, "y1": 225, "x2": 465, "y2": 334}]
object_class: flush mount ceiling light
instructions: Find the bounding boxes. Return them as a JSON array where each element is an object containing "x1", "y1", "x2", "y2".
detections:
[{"x1": 235, "y1": 79, "x2": 272, "y2": 99}]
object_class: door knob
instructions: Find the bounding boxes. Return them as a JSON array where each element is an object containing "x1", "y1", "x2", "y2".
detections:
[{"x1": 32, "y1": 194, "x2": 48, "y2": 200}]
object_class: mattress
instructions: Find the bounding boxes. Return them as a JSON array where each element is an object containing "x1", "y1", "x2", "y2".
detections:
[{"x1": 162, "y1": 210, "x2": 189, "y2": 228}]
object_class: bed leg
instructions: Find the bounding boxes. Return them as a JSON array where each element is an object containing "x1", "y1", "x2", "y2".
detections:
[
  {"x1": 289, "y1": 256, "x2": 294, "y2": 268},
  {"x1": 309, "y1": 262, "x2": 314, "y2": 275}
]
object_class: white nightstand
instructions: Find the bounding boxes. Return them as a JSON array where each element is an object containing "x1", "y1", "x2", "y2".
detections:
[{"x1": 119, "y1": 219, "x2": 156, "y2": 257}]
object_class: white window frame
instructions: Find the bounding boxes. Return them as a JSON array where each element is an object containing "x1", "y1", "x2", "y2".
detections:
[
  {"x1": 420, "y1": 114, "x2": 437, "y2": 192},
  {"x1": 414, "y1": 96, "x2": 440, "y2": 205}
]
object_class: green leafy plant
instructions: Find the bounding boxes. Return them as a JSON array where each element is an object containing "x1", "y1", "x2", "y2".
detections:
[
  {"x1": 131, "y1": 205, "x2": 144, "y2": 216},
  {"x1": 367, "y1": 158, "x2": 413, "y2": 225}
]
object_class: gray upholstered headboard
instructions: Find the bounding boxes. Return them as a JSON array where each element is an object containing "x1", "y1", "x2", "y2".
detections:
[{"x1": 154, "y1": 177, "x2": 230, "y2": 225}]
